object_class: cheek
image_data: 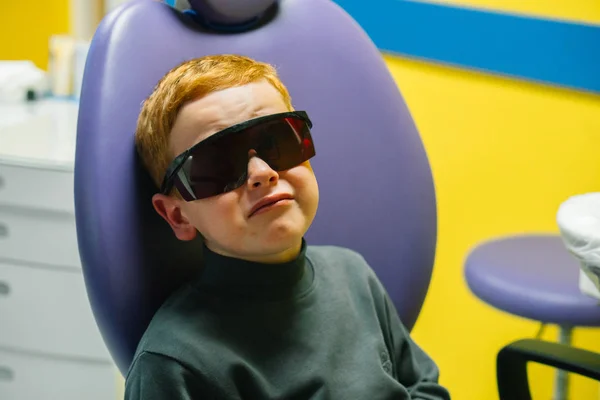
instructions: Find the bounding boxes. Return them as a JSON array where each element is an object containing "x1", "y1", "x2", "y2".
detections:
[
  {"x1": 285, "y1": 163, "x2": 319, "y2": 198},
  {"x1": 183, "y1": 194, "x2": 243, "y2": 232}
]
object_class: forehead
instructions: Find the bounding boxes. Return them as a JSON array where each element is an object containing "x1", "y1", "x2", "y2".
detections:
[{"x1": 169, "y1": 80, "x2": 289, "y2": 156}]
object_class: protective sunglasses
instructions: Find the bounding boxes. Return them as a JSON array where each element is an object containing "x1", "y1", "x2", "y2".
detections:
[{"x1": 160, "y1": 111, "x2": 316, "y2": 201}]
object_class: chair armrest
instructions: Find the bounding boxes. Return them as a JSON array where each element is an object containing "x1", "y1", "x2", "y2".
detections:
[{"x1": 497, "y1": 339, "x2": 600, "y2": 400}]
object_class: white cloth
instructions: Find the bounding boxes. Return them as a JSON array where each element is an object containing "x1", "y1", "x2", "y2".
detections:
[
  {"x1": 557, "y1": 192, "x2": 600, "y2": 300},
  {"x1": 0, "y1": 61, "x2": 48, "y2": 103}
]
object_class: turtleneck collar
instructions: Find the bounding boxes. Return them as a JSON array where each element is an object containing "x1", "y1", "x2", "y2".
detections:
[{"x1": 195, "y1": 239, "x2": 314, "y2": 300}]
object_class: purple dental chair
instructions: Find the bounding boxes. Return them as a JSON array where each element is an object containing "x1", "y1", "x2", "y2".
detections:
[
  {"x1": 74, "y1": 0, "x2": 437, "y2": 376},
  {"x1": 73, "y1": 0, "x2": 600, "y2": 397}
]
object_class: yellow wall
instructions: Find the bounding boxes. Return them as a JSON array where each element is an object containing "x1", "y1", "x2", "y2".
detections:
[
  {"x1": 391, "y1": 4, "x2": 600, "y2": 400},
  {"x1": 0, "y1": 0, "x2": 70, "y2": 69},
  {"x1": 386, "y1": 55, "x2": 600, "y2": 399},
  {"x1": 430, "y1": 0, "x2": 600, "y2": 24}
]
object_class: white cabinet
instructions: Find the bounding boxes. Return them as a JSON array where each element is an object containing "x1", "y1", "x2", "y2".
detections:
[
  {"x1": 0, "y1": 100, "x2": 118, "y2": 399},
  {"x1": 0, "y1": 209, "x2": 81, "y2": 269},
  {"x1": 0, "y1": 348, "x2": 116, "y2": 400},
  {"x1": 0, "y1": 163, "x2": 75, "y2": 214},
  {"x1": 0, "y1": 261, "x2": 110, "y2": 359}
]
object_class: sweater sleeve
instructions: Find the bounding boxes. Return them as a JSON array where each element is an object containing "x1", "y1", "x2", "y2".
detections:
[
  {"x1": 125, "y1": 351, "x2": 213, "y2": 400},
  {"x1": 382, "y1": 294, "x2": 451, "y2": 400}
]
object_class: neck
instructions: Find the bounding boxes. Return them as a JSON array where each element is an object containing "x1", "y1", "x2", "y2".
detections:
[
  {"x1": 205, "y1": 240, "x2": 303, "y2": 264},
  {"x1": 197, "y1": 238, "x2": 312, "y2": 300}
]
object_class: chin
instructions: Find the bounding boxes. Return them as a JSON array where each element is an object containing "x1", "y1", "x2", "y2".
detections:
[
  {"x1": 252, "y1": 220, "x2": 304, "y2": 253},
  {"x1": 260, "y1": 230, "x2": 303, "y2": 251},
  {"x1": 268, "y1": 214, "x2": 307, "y2": 237}
]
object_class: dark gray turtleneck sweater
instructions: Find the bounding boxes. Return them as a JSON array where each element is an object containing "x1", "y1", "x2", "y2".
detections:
[{"x1": 124, "y1": 241, "x2": 450, "y2": 399}]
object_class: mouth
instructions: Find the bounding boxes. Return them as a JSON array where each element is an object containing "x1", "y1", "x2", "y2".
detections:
[{"x1": 249, "y1": 194, "x2": 295, "y2": 218}]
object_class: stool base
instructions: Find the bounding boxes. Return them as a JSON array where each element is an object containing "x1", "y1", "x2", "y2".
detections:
[{"x1": 553, "y1": 325, "x2": 573, "y2": 400}]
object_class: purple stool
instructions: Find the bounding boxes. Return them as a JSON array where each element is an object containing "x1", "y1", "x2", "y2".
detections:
[{"x1": 465, "y1": 234, "x2": 600, "y2": 400}]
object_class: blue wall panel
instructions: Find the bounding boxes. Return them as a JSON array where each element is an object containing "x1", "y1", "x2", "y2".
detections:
[{"x1": 332, "y1": 0, "x2": 600, "y2": 94}]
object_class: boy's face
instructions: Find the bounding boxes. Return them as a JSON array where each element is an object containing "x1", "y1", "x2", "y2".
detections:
[{"x1": 151, "y1": 80, "x2": 319, "y2": 263}]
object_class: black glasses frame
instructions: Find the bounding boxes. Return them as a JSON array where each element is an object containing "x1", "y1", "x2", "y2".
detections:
[{"x1": 159, "y1": 111, "x2": 312, "y2": 195}]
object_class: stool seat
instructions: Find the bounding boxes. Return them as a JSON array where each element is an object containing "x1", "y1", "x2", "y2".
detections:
[{"x1": 465, "y1": 234, "x2": 600, "y2": 327}]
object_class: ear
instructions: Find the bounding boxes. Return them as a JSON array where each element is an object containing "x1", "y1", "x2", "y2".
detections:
[{"x1": 151, "y1": 193, "x2": 198, "y2": 241}]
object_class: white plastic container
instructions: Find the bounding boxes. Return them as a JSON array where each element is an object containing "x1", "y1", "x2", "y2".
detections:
[
  {"x1": 72, "y1": 40, "x2": 91, "y2": 100},
  {"x1": 48, "y1": 35, "x2": 76, "y2": 97}
]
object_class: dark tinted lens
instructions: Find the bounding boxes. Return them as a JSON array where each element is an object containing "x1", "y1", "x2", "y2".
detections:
[
  {"x1": 248, "y1": 116, "x2": 314, "y2": 171},
  {"x1": 177, "y1": 115, "x2": 314, "y2": 200},
  {"x1": 186, "y1": 141, "x2": 245, "y2": 199},
  {"x1": 268, "y1": 116, "x2": 315, "y2": 170},
  {"x1": 174, "y1": 155, "x2": 232, "y2": 201}
]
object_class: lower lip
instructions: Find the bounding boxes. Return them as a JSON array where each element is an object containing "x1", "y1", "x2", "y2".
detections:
[{"x1": 251, "y1": 199, "x2": 294, "y2": 217}]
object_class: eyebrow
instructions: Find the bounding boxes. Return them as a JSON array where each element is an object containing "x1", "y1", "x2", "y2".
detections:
[{"x1": 192, "y1": 123, "x2": 229, "y2": 145}]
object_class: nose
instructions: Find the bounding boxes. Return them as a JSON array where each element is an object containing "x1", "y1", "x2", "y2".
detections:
[{"x1": 247, "y1": 150, "x2": 279, "y2": 189}]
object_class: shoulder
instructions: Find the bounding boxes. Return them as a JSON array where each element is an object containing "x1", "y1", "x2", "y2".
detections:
[
  {"x1": 306, "y1": 244, "x2": 381, "y2": 290},
  {"x1": 125, "y1": 351, "x2": 216, "y2": 399},
  {"x1": 306, "y1": 244, "x2": 369, "y2": 269},
  {"x1": 130, "y1": 283, "x2": 204, "y2": 367},
  {"x1": 127, "y1": 350, "x2": 187, "y2": 378},
  {"x1": 306, "y1": 244, "x2": 395, "y2": 327}
]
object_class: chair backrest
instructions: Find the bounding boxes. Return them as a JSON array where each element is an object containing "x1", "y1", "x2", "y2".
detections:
[{"x1": 75, "y1": 0, "x2": 437, "y2": 375}]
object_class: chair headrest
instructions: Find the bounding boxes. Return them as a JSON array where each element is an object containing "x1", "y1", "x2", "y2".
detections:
[{"x1": 187, "y1": 0, "x2": 277, "y2": 25}]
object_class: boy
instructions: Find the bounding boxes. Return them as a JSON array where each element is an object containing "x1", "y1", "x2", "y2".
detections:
[{"x1": 125, "y1": 54, "x2": 450, "y2": 399}]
